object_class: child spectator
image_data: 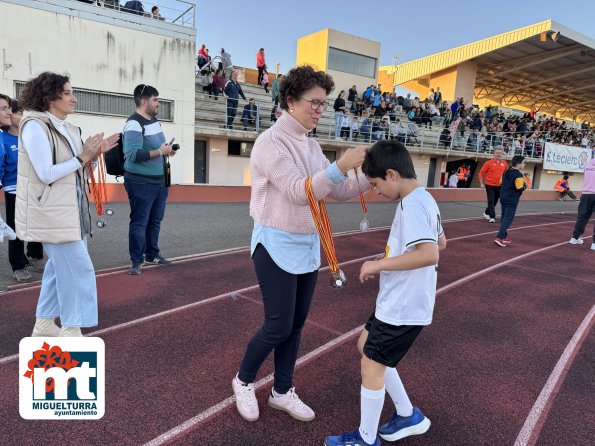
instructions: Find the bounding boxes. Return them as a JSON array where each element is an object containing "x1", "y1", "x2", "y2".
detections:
[
  {"x1": 448, "y1": 171, "x2": 458, "y2": 188},
  {"x1": 494, "y1": 155, "x2": 527, "y2": 247},
  {"x1": 262, "y1": 70, "x2": 269, "y2": 94},
  {"x1": 351, "y1": 117, "x2": 360, "y2": 141},
  {"x1": 340, "y1": 111, "x2": 351, "y2": 139},
  {"x1": 325, "y1": 140, "x2": 446, "y2": 446}
]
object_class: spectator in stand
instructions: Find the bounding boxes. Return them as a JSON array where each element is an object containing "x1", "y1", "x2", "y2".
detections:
[
  {"x1": 1, "y1": 96, "x2": 46, "y2": 283},
  {"x1": 363, "y1": 86, "x2": 374, "y2": 107},
  {"x1": 569, "y1": 154, "x2": 595, "y2": 249},
  {"x1": 348, "y1": 85, "x2": 358, "y2": 103},
  {"x1": 256, "y1": 48, "x2": 266, "y2": 85},
  {"x1": 428, "y1": 88, "x2": 435, "y2": 103},
  {"x1": 555, "y1": 175, "x2": 579, "y2": 201},
  {"x1": 339, "y1": 111, "x2": 352, "y2": 140},
  {"x1": 439, "y1": 128, "x2": 451, "y2": 148},
  {"x1": 523, "y1": 172, "x2": 532, "y2": 189},
  {"x1": 333, "y1": 91, "x2": 346, "y2": 140},
  {"x1": 197, "y1": 44, "x2": 208, "y2": 68},
  {"x1": 220, "y1": 48, "x2": 233, "y2": 79},
  {"x1": 403, "y1": 93, "x2": 413, "y2": 112},
  {"x1": 434, "y1": 87, "x2": 442, "y2": 104},
  {"x1": 123, "y1": 0, "x2": 144, "y2": 15},
  {"x1": 450, "y1": 100, "x2": 460, "y2": 119},
  {"x1": 360, "y1": 112, "x2": 372, "y2": 142},
  {"x1": 351, "y1": 117, "x2": 360, "y2": 141},
  {"x1": 262, "y1": 70, "x2": 269, "y2": 94},
  {"x1": 224, "y1": 70, "x2": 247, "y2": 129},
  {"x1": 150, "y1": 6, "x2": 162, "y2": 19},
  {"x1": 479, "y1": 148, "x2": 508, "y2": 223},
  {"x1": 271, "y1": 74, "x2": 284, "y2": 104},
  {"x1": 242, "y1": 99, "x2": 260, "y2": 131},
  {"x1": 211, "y1": 69, "x2": 226, "y2": 100}
]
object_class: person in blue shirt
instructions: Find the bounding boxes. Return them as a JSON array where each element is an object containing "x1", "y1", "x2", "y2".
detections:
[
  {"x1": 494, "y1": 155, "x2": 527, "y2": 247},
  {"x1": 1, "y1": 97, "x2": 45, "y2": 282},
  {"x1": 223, "y1": 70, "x2": 247, "y2": 129}
]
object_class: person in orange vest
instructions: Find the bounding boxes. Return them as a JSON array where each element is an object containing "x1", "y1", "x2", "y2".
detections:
[
  {"x1": 523, "y1": 173, "x2": 532, "y2": 189},
  {"x1": 479, "y1": 148, "x2": 508, "y2": 223},
  {"x1": 456, "y1": 165, "x2": 466, "y2": 188},
  {"x1": 554, "y1": 175, "x2": 579, "y2": 201}
]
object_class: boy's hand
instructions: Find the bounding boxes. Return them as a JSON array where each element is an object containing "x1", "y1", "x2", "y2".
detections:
[{"x1": 359, "y1": 260, "x2": 379, "y2": 283}]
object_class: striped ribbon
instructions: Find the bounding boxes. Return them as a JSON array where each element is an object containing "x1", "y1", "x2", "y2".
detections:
[{"x1": 87, "y1": 151, "x2": 108, "y2": 217}]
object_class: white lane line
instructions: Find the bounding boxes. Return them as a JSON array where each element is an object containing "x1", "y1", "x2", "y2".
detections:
[
  {"x1": 515, "y1": 265, "x2": 595, "y2": 285},
  {"x1": 513, "y1": 305, "x2": 595, "y2": 446},
  {"x1": 0, "y1": 211, "x2": 568, "y2": 295},
  {"x1": 0, "y1": 222, "x2": 577, "y2": 365},
  {"x1": 140, "y1": 238, "x2": 585, "y2": 446},
  {"x1": 142, "y1": 325, "x2": 364, "y2": 446}
]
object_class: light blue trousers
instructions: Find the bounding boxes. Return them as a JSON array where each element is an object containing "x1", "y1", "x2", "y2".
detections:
[
  {"x1": 334, "y1": 112, "x2": 343, "y2": 137},
  {"x1": 37, "y1": 238, "x2": 98, "y2": 327}
]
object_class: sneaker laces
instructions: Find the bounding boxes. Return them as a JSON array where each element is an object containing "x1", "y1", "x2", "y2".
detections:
[
  {"x1": 286, "y1": 387, "x2": 307, "y2": 408},
  {"x1": 237, "y1": 382, "x2": 257, "y2": 407}
]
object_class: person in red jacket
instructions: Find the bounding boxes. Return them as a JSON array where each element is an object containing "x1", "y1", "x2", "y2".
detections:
[
  {"x1": 256, "y1": 48, "x2": 266, "y2": 86},
  {"x1": 479, "y1": 148, "x2": 508, "y2": 223}
]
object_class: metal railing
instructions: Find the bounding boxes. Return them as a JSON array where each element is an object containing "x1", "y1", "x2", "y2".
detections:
[
  {"x1": 68, "y1": 0, "x2": 195, "y2": 28},
  {"x1": 193, "y1": 94, "x2": 593, "y2": 160}
]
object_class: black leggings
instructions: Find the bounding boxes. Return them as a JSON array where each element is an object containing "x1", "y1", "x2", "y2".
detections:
[
  {"x1": 238, "y1": 244, "x2": 318, "y2": 393},
  {"x1": 4, "y1": 191, "x2": 43, "y2": 271}
]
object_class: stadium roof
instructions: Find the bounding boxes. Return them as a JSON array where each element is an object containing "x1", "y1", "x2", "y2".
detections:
[{"x1": 383, "y1": 20, "x2": 595, "y2": 121}]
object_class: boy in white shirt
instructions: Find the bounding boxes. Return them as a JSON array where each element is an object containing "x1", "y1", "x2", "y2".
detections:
[{"x1": 325, "y1": 141, "x2": 447, "y2": 446}]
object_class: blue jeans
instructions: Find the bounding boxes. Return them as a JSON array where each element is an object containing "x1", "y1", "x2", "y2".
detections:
[
  {"x1": 334, "y1": 112, "x2": 343, "y2": 137},
  {"x1": 497, "y1": 200, "x2": 519, "y2": 239},
  {"x1": 125, "y1": 179, "x2": 168, "y2": 263},
  {"x1": 38, "y1": 237, "x2": 97, "y2": 327}
]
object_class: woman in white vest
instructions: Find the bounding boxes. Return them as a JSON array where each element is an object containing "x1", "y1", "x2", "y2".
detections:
[{"x1": 17, "y1": 72, "x2": 119, "y2": 337}]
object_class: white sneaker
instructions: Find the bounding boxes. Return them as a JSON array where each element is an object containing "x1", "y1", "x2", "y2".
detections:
[
  {"x1": 31, "y1": 318, "x2": 61, "y2": 337},
  {"x1": 483, "y1": 213, "x2": 490, "y2": 220},
  {"x1": 268, "y1": 387, "x2": 315, "y2": 421},
  {"x1": 59, "y1": 327, "x2": 83, "y2": 337},
  {"x1": 591, "y1": 243, "x2": 595, "y2": 251},
  {"x1": 569, "y1": 238, "x2": 584, "y2": 245},
  {"x1": 489, "y1": 218, "x2": 496, "y2": 223},
  {"x1": 232, "y1": 375, "x2": 259, "y2": 422}
]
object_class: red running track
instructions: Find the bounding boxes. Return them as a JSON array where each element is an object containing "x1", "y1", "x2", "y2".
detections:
[{"x1": 0, "y1": 213, "x2": 593, "y2": 445}]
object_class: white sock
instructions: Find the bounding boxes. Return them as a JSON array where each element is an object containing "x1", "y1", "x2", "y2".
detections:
[
  {"x1": 384, "y1": 368, "x2": 413, "y2": 417},
  {"x1": 359, "y1": 385, "x2": 385, "y2": 445}
]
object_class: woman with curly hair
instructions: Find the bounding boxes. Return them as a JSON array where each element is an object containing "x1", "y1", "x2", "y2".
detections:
[
  {"x1": 16, "y1": 72, "x2": 119, "y2": 337},
  {"x1": 232, "y1": 65, "x2": 368, "y2": 423}
]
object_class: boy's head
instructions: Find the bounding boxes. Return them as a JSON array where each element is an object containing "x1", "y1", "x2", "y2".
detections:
[
  {"x1": 362, "y1": 141, "x2": 417, "y2": 200},
  {"x1": 511, "y1": 155, "x2": 526, "y2": 167}
]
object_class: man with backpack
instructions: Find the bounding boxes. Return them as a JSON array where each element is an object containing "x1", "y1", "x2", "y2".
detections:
[{"x1": 121, "y1": 84, "x2": 176, "y2": 275}]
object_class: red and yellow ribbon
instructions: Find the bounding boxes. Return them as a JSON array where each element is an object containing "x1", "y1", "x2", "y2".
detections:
[
  {"x1": 87, "y1": 151, "x2": 108, "y2": 217},
  {"x1": 353, "y1": 168, "x2": 373, "y2": 214},
  {"x1": 305, "y1": 177, "x2": 339, "y2": 274}
]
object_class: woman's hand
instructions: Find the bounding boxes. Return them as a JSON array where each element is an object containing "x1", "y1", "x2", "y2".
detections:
[
  {"x1": 336, "y1": 146, "x2": 366, "y2": 175},
  {"x1": 100, "y1": 133, "x2": 120, "y2": 154},
  {"x1": 80, "y1": 133, "x2": 104, "y2": 163}
]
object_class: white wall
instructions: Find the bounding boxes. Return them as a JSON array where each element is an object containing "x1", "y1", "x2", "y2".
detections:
[{"x1": 0, "y1": 0, "x2": 196, "y2": 184}]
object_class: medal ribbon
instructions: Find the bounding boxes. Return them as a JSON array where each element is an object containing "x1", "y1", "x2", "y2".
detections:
[
  {"x1": 87, "y1": 150, "x2": 108, "y2": 217},
  {"x1": 305, "y1": 177, "x2": 339, "y2": 274},
  {"x1": 353, "y1": 168, "x2": 371, "y2": 214}
]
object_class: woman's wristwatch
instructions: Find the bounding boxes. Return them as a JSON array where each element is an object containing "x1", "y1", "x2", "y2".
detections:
[{"x1": 76, "y1": 156, "x2": 85, "y2": 166}]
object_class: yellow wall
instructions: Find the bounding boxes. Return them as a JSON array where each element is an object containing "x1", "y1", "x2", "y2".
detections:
[{"x1": 296, "y1": 29, "x2": 328, "y2": 71}]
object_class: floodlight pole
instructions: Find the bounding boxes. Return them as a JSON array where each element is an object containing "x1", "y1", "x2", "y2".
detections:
[{"x1": 393, "y1": 56, "x2": 399, "y2": 93}]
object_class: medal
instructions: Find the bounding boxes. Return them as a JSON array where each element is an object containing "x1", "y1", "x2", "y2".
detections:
[
  {"x1": 305, "y1": 177, "x2": 345, "y2": 288},
  {"x1": 331, "y1": 269, "x2": 347, "y2": 288},
  {"x1": 87, "y1": 149, "x2": 110, "y2": 229},
  {"x1": 353, "y1": 168, "x2": 373, "y2": 232}
]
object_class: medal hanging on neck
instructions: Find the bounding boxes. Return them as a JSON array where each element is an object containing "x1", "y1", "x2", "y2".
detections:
[
  {"x1": 305, "y1": 177, "x2": 346, "y2": 288},
  {"x1": 87, "y1": 150, "x2": 112, "y2": 228},
  {"x1": 353, "y1": 168, "x2": 372, "y2": 232}
]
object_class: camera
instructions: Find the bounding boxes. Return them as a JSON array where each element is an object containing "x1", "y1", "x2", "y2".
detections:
[{"x1": 172, "y1": 144, "x2": 180, "y2": 151}]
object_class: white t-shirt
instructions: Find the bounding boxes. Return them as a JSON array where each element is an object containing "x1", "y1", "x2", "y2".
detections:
[
  {"x1": 375, "y1": 187, "x2": 443, "y2": 326},
  {"x1": 448, "y1": 174, "x2": 458, "y2": 187}
]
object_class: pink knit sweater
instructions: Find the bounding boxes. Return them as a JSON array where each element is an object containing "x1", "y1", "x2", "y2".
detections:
[{"x1": 250, "y1": 111, "x2": 368, "y2": 233}]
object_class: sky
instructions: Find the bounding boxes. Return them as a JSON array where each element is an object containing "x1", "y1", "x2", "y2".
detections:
[{"x1": 159, "y1": 0, "x2": 595, "y2": 72}]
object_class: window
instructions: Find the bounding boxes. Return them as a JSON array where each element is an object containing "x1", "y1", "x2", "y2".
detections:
[
  {"x1": 328, "y1": 48, "x2": 377, "y2": 78},
  {"x1": 228, "y1": 140, "x2": 254, "y2": 157},
  {"x1": 14, "y1": 81, "x2": 174, "y2": 121}
]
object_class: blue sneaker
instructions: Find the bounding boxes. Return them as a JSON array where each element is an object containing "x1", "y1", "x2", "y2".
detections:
[
  {"x1": 324, "y1": 429, "x2": 380, "y2": 446},
  {"x1": 378, "y1": 406, "x2": 431, "y2": 441}
]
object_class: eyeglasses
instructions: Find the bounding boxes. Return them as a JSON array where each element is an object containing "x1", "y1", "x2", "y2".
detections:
[
  {"x1": 301, "y1": 97, "x2": 329, "y2": 112},
  {"x1": 0, "y1": 106, "x2": 10, "y2": 112}
]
